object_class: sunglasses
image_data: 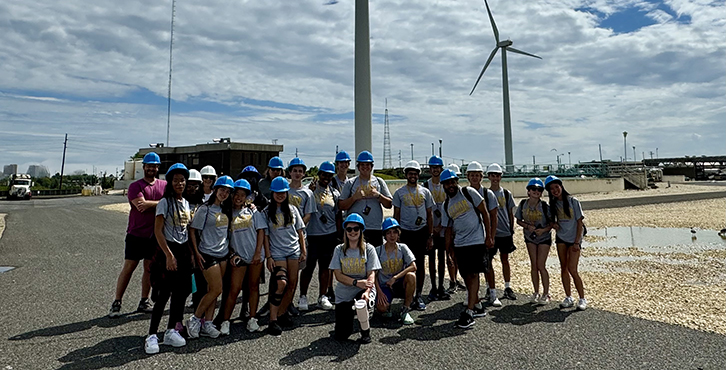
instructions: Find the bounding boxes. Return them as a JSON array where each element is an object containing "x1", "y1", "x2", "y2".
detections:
[
  {"x1": 202, "y1": 176, "x2": 215, "y2": 180},
  {"x1": 527, "y1": 187, "x2": 544, "y2": 192},
  {"x1": 345, "y1": 226, "x2": 361, "y2": 233}
]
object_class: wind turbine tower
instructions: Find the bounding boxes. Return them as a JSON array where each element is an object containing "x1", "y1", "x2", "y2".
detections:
[
  {"x1": 383, "y1": 99, "x2": 392, "y2": 169},
  {"x1": 470, "y1": 0, "x2": 541, "y2": 173}
]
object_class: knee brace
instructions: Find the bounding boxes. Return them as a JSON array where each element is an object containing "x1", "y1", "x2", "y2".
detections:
[{"x1": 268, "y1": 266, "x2": 288, "y2": 306}]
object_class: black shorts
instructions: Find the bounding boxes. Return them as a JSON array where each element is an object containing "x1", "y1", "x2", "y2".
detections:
[
  {"x1": 200, "y1": 252, "x2": 227, "y2": 270},
  {"x1": 555, "y1": 236, "x2": 577, "y2": 248},
  {"x1": 124, "y1": 233, "x2": 158, "y2": 261},
  {"x1": 363, "y1": 229, "x2": 383, "y2": 247},
  {"x1": 400, "y1": 227, "x2": 430, "y2": 259},
  {"x1": 488, "y1": 235, "x2": 517, "y2": 259},
  {"x1": 430, "y1": 236, "x2": 445, "y2": 255},
  {"x1": 307, "y1": 233, "x2": 339, "y2": 269},
  {"x1": 150, "y1": 241, "x2": 193, "y2": 290},
  {"x1": 455, "y1": 244, "x2": 488, "y2": 275}
]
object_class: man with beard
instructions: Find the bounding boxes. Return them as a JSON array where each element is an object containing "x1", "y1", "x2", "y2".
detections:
[
  {"x1": 440, "y1": 169, "x2": 493, "y2": 329},
  {"x1": 392, "y1": 160, "x2": 434, "y2": 311},
  {"x1": 109, "y1": 152, "x2": 167, "y2": 317}
]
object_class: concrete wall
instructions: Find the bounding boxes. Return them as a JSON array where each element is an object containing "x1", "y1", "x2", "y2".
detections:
[
  {"x1": 662, "y1": 175, "x2": 686, "y2": 183},
  {"x1": 384, "y1": 177, "x2": 624, "y2": 198}
]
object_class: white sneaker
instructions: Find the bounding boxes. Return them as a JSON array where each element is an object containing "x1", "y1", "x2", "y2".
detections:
[
  {"x1": 577, "y1": 298, "x2": 588, "y2": 311},
  {"x1": 298, "y1": 295, "x2": 309, "y2": 311},
  {"x1": 220, "y1": 320, "x2": 230, "y2": 336},
  {"x1": 530, "y1": 293, "x2": 540, "y2": 304},
  {"x1": 144, "y1": 334, "x2": 159, "y2": 354},
  {"x1": 490, "y1": 296, "x2": 502, "y2": 307},
  {"x1": 162, "y1": 329, "x2": 186, "y2": 347},
  {"x1": 318, "y1": 295, "x2": 333, "y2": 310},
  {"x1": 560, "y1": 296, "x2": 575, "y2": 308},
  {"x1": 186, "y1": 316, "x2": 201, "y2": 339},
  {"x1": 200, "y1": 321, "x2": 220, "y2": 338},
  {"x1": 246, "y1": 317, "x2": 262, "y2": 332},
  {"x1": 538, "y1": 294, "x2": 551, "y2": 306}
]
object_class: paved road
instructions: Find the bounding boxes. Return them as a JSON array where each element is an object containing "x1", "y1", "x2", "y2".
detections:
[{"x1": 0, "y1": 196, "x2": 724, "y2": 369}]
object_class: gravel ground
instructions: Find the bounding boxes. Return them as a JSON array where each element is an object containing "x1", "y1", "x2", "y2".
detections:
[
  {"x1": 0, "y1": 214, "x2": 5, "y2": 240},
  {"x1": 99, "y1": 194, "x2": 726, "y2": 336}
]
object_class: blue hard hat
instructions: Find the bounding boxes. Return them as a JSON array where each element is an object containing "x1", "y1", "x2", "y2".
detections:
[
  {"x1": 270, "y1": 176, "x2": 290, "y2": 193},
  {"x1": 356, "y1": 151, "x2": 374, "y2": 163},
  {"x1": 142, "y1": 152, "x2": 161, "y2": 164},
  {"x1": 234, "y1": 179, "x2": 251, "y2": 192},
  {"x1": 544, "y1": 175, "x2": 562, "y2": 189},
  {"x1": 527, "y1": 178, "x2": 545, "y2": 189},
  {"x1": 382, "y1": 217, "x2": 400, "y2": 232},
  {"x1": 165, "y1": 163, "x2": 189, "y2": 179},
  {"x1": 428, "y1": 155, "x2": 444, "y2": 167},
  {"x1": 240, "y1": 165, "x2": 262, "y2": 179},
  {"x1": 439, "y1": 169, "x2": 458, "y2": 182},
  {"x1": 335, "y1": 151, "x2": 352, "y2": 162},
  {"x1": 343, "y1": 213, "x2": 366, "y2": 231},
  {"x1": 288, "y1": 157, "x2": 306, "y2": 171},
  {"x1": 319, "y1": 161, "x2": 336, "y2": 174},
  {"x1": 214, "y1": 175, "x2": 234, "y2": 189},
  {"x1": 268, "y1": 156, "x2": 284, "y2": 169}
]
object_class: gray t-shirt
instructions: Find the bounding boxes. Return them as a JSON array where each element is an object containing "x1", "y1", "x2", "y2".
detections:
[
  {"x1": 230, "y1": 207, "x2": 267, "y2": 263},
  {"x1": 490, "y1": 188, "x2": 515, "y2": 237},
  {"x1": 331, "y1": 175, "x2": 349, "y2": 193},
  {"x1": 425, "y1": 179, "x2": 447, "y2": 237},
  {"x1": 375, "y1": 243, "x2": 415, "y2": 286},
  {"x1": 472, "y1": 186, "x2": 499, "y2": 212},
  {"x1": 515, "y1": 199, "x2": 551, "y2": 244},
  {"x1": 329, "y1": 243, "x2": 381, "y2": 304},
  {"x1": 393, "y1": 185, "x2": 434, "y2": 231},
  {"x1": 190, "y1": 204, "x2": 230, "y2": 258},
  {"x1": 264, "y1": 205, "x2": 306, "y2": 259},
  {"x1": 553, "y1": 197, "x2": 585, "y2": 244},
  {"x1": 289, "y1": 186, "x2": 317, "y2": 219},
  {"x1": 441, "y1": 186, "x2": 487, "y2": 247},
  {"x1": 156, "y1": 197, "x2": 191, "y2": 244},
  {"x1": 340, "y1": 176, "x2": 392, "y2": 231},
  {"x1": 306, "y1": 184, "x2": 340, "y2": 236}
]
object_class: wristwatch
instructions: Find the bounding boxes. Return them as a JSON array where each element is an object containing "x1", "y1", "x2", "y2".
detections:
[{"x1": 352, "y1": 279, "x2": 358, "y2": 287}]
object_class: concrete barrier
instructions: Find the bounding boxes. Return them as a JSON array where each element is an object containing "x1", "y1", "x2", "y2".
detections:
[{"x1": 384, "y1": 177, "x2": 624, "y2": 197}]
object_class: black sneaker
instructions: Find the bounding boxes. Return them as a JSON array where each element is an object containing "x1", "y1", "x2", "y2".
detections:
[
  {"x1": 503, "y1": 287, "x2": 517, "y2": 300},
  {"x1": 472, "y1": 303, "x2": 487, "y2": 318},
  {"x1": 436, "y1": 286, "x2": 451, "y2": 301},
  {"x1": 109, "y1": 300, "x2": 122, "y2": 318},
  {"x1": 287, "y1": 305, "x2": 300, "y2": 317},
  {"x1": 456, "y1": 280, "x2": 467, "y2": 291},
  {"x1": 446, "y1": 281, "x2": 457, "y2": 294},
  {"x1": 267, "y1": 321, "x2": 282, "y2": 337},
  {"x1": 411, "y1": 296, "x2": 426, "y2": 311},
  {"x1": 257, "y1": 302, "x2": 270, "y2": 317},
  {"x1": 483, "y1": 289, "x2": 491, "y2": 302},
  {"x1": 277, "y1": 313, "x2": 294, "y2": 328},
  {"x1": 136, "y1": 298, "x2": 153, "y2": 313},
  {"x1": 427, "y1": 289, "x2": 438, "y2": 302},
  {"x1": 358, "y1": 329, "x2": 371, "y2": 344},
  {"x1": 456, "y1": 310, "x2": 475, "y2": 329}
]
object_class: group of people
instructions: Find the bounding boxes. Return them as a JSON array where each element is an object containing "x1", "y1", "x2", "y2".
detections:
[{"x1": 108, "y1": 149, "x2": 587, "y2": 354}]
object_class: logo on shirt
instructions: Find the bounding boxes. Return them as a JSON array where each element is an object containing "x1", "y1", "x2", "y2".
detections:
[
  {"x1": 289, "y1": 194, "x2": 302, "y2": 208},
  {"x1": 431, "y1": 185, "x2": 446, "y2": 204},
  {"x1": 232, "y1": 213, "x2": 253, "y2": 230},
  {"x1": 401, "y1": 192, "x2": 425, "y2": 208},
  {"x1": 214, "y1": 212, "x2": 229, "y2": 228},
  {"x1": 497, "y1": 194, "x2": 506, "y2": 208},
  {"x1": 556, "y1": 206, "x2": 573, "y2": 221},
  {"x1": 341, "y1": 256, "x2": 366, "y2": 275},
  {"x1": 272, "y1": 212, "x2": 292, "y2": 229},
  {"x1": 316, "y1": 190, "x2": 335, "y2": 208},
  {"x1": 381, "y1": 256, "x2": 403, "y2": 276},
  {"x1": 522, "y1": 207, "x2": 543, "y2": 224},
  {"x1": 448, "y1": 199, "x2": 472, "y2": 220}
]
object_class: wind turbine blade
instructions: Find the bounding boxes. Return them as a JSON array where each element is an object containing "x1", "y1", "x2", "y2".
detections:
[
  {"x1": 469, "y1": 47, "x2": 499, "y2": 95},
  {"x1": 507, "y1": 47, "x2": 542, "y2": 59},
  {"x1": 484, "y1": 0, "x2": 500, "y2": 43}
]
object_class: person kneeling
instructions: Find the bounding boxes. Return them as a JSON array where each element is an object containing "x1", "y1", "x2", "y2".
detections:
[
  {"x1": 375, "y1": 218, "x2": 417, "y2": 325},
  {"x1": 329, "y1": 214, "x2": 381, "y2": 343}
]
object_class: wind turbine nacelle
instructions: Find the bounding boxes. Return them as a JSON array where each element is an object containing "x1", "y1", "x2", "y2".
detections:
[{"x1": 498, "y1": 40, "x2": 513, "y2": 47}]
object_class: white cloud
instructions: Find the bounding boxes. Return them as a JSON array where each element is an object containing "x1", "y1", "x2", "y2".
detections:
[{"x1": 0, "y1": 0, "x2": 723, "y2": 174}]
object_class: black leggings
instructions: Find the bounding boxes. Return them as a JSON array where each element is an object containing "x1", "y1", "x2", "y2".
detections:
[
  {"x1": 334, "y1": 290, "x2": 364, "y2": 340},
  {"x1": 149, "y1": 242, "x2": 192, "y2": 335}
]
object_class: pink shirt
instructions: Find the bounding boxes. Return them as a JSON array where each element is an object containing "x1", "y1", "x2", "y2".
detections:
[{"x1": 126, "y1": 178, "x2": 167, "y2": 238}]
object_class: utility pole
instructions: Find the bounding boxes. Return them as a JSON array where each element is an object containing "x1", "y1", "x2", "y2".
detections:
[
  {"x1": 295, "y1": 148, "x2": 298, "y2": 157},
  {"x1": 398, "y1": 150, "x2": 402, "y2": 168},
  {"x1": 599, "y1": 144, "x2": 603, "y2": 162},
  {"x1": 568, "y1": 151, "x2": 571, "y2": 167},
  {"x1": 335, "y1": 145, "x2": 338, "y2": 154},
  {"x1": 622, "y1": 131, "x2": 628, "y2": 162},
  {"x1": 650, "y1": 151, "x2": 654, "y2": 159},
  {"x1": 632, "y1": 146, "x2": 636, "y2": 163},
  {"x1": 439, "y1": 139, "x2": 442, "y2": 157},
  {"x1": 383, "y1": 99, "x2": 392, "y2": 168},
  {"x1": 532, "y1": 155, "x2": 535, "y2": 165},
  {"x1": 166, "y1": 0, "x2": 176, "y2": 147},
  {"x1": 656, "y1": 147, "x2": 659, "y2": 158},
  {"x1": 642, "y1": 152, "x2": 645, "y2": 162},
  {"x1": 431, "y1": 143, "x2": 434, "y2": 156},
  {"x1": 59, "y1": 133, "x2": 68, "y2": 190},
  {"x1": 410, "y1": 143, "x2": 414, "y2": 160}
]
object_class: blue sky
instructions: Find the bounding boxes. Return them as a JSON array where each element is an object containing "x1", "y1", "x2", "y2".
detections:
[{"x1": 0, "y1": 0, "x2": 724, "y2": 176}]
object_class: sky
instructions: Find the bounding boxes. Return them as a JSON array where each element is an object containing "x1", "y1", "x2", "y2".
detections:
[{"x1": 1, "y1": 0, "x2": 724, "y2": 176}]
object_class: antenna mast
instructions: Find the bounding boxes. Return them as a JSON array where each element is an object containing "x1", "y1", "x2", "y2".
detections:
[
  {"x1": 166, "y1": 0, "x2": 176, "y2": 147},
  {"x1": 383, "y1": 99, "x2": 392, "y2": 169}
]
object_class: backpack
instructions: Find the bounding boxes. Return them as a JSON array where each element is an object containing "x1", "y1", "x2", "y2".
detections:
[{"x1": 517, "y1": 199, "x2": 551, "y2": 227}]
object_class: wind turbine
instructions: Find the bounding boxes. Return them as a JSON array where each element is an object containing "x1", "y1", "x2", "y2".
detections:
[{"x1": 470, "y1": 0, "x2": 541, "y2": 173}]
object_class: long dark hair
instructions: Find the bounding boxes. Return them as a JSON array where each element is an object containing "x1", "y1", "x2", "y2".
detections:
[
  {"x1": 162, "y1": 178, "x2": 186, "y2": 231},
  {"x1": 184, "y1": 184, "x2": 204, "y2": 206},
  {"x1": 549, "y1": 185, "x2": 572, "y2": 221},
  {"x1": 266, "y1": 193, "x2": 293, "y2": 226},
  {"x1": 203, "y1": 187, "x2": 233, "y2": 221}
]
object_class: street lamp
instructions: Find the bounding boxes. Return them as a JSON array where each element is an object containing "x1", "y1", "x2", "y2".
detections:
[
  {"x1": 439, "y1": 139, "x2": 442, "y2": 157},
  {"x1": 410, "y1": 143, "x2": 414, "y2": 160},
  {"x1": 632, "y1": 146, "x2": 636, "y2": 163},
  {"x1": 622, "y1": 131, "x2": 628, "y2": 162},
  {"x1": 568, "y1": 151, "x2": 571, "y2": 168}
]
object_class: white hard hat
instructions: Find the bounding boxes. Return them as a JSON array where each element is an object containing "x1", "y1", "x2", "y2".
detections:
[
  {"x1": 188, "y1": 169, "x2": 202, "y2": 182},
  {"x1": 447, "y1": 163, "x2": 461, "y2": 175},
  {"x1": 486, "y1": 163, "x2": 503, "y2": 174},
  {"x1": 403, "y1": 160, "x2": 421, "y2": 173},
  {"x1": 200, "y1": 165, "x2": 217, "y2": 177},
  {"x1": 466, "y1": 161, "x2": 484, "y2": 173}
]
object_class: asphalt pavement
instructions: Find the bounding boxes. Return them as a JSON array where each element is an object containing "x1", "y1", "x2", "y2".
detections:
[{"x1": 0, "y1": 196, "x2": 724, "y2": 369}]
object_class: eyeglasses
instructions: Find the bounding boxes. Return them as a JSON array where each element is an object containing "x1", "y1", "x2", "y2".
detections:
[
  {"x1": 345, "y1": 226, "x2": 361, "y2": 233},
  {"x1": 527, "y1": 187, "x2": 544, "y2": 192},
  {"x1": 489, "y1": 173, "x2": 502, "y2": 177},
  {"x1": 202, "y1": 176, "x2": 215, "y2": 180}
]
